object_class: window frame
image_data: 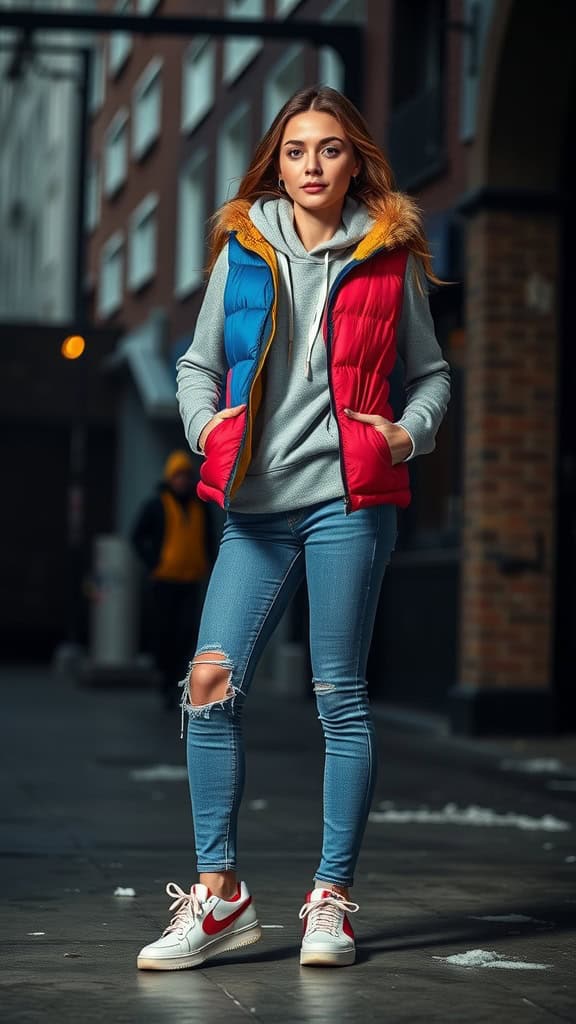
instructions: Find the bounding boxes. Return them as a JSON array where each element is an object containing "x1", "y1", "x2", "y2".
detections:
[
  {"x1": 181, "y1": 36, "x2": 216, "y2": 135},
  {"x1": 86, "y1": 156, "x2": 101, "y2": 233},
  {"x1": 108, "y1": 0, "x2": 133, "y2": 78},
  {"x1": 216, "y1": 101, "x2": 251, "y2": 207},
  {"x1": 175, "y1": 148, "x2": 209, "y2": 299},
  {"x1": 104, "y1": 107, "x2": 129, "y2": 197},
  {"x1": 128, "y1": 192, "x2": 158, "y2": 292},
  {"x1": 88, "y1": 43, "x2": 106, "y2": 115},
  {"x1": 275, "y1": 0, "x2": 303, "y2": 15},
  {"x1": 262, "y1": 44, "x2": 305, "y2": 131},
  {"x1": 223, "y1": 0, "x2": 264, "y2": 84},
  {"x1": 98, "y1": 230, "x2": 124, "y2": 318},
  {"x1": 132, "y1": 56, "x2": 163, "y2": 161}
]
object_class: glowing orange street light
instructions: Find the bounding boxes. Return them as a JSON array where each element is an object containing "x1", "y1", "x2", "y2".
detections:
[{"x1": 61, "y1": 334, "x2": 86, "y2": 360}]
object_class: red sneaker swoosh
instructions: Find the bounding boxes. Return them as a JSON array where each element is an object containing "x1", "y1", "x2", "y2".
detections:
[{"x1": 202, "y1": 896, "x2": 252, "y2": 936}]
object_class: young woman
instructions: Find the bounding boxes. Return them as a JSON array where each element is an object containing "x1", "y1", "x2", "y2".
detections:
[{"x1": 137, "y1": 86, "x2": 450, "y2": 971}]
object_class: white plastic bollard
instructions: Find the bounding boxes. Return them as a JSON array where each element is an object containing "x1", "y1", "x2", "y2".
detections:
[{"x1": 90, "y1": 535, "x2": 139, "y2": 666}]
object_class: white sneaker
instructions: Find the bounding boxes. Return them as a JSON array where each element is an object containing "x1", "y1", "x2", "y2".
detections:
[
  {"x1": 137, "y1": 881, "x2": 261, "y2": 970},
  {"x1": 299, "y1": 888, "x2": 359, "y2": 967}
]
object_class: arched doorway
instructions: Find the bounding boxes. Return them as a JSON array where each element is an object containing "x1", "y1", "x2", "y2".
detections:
[{"x1": 449, "y1": 0, "x2": 576, "y2": 733}]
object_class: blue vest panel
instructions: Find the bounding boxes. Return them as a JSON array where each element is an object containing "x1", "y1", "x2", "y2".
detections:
[{"x1": 223, "y1": 235, "x2": 275, "y2": 407}]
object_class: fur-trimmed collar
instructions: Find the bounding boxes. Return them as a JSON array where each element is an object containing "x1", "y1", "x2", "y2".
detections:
[{"x1": 218, "y1": 191, "x2": 422, "y2": 260}]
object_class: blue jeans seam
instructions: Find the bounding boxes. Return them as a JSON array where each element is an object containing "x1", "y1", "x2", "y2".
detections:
[
  {"x1": 351, "y1": 505, "x2": 381, "y2": 878},
  {"x1": 224, "y1": 723, "x2": 236, "y2": 870},
  {"x1": 210, "y1": 548, "x2": 304, "y2": 872}
]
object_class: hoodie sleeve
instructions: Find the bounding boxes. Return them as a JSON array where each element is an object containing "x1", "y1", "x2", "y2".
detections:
[
  {"x1": 395, "y1": 254, "x2": 451, "y2": 461},
  {"x1": 176, "y1": 246, "x2": 230, "y2": 454}
]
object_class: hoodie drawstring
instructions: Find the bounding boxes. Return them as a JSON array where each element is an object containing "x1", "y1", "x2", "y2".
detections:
[
  {"x1": 305, "y1": 251, "x2": 330, "y2": 380},
  {"x1": 277, "y1": 250, "x2": 330, "y2": 379},
  {"x1": 277, "y1": 252, "x2": 294, "y2": 365}
]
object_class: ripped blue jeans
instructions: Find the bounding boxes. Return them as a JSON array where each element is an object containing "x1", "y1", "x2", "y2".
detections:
[{"x1": 181, "y1": 498, "x2": 397, "y2": 888}]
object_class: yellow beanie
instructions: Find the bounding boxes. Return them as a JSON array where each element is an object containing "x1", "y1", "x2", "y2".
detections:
[{"x1": 164, "y1": 450, "x2": 193, "y2": 480}]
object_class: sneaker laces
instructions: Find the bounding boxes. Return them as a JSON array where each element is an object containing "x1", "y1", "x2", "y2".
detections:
[
  {"x1": 163, "y1": 882, "x2": 205, "y2": 936},
  {"x1": 298, "y1": 893, "x2": 359, "y2": 935}
]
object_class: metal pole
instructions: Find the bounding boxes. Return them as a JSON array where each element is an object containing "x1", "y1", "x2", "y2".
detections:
[
  {"x1": 74, "y1": 47, "x2": 90, "y2": 326},
  {"x1": 343, "y1": 46, "x2": 363, "y2": 110},
  {"x1": 0, "y1": 11, "x2": 364, "y2": 107}
]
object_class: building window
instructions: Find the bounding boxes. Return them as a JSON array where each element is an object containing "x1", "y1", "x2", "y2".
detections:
[
  {"x1": 460, "y1": 0, "x2": 494, "y2": 142},
  {"x1": 89, "y1": 43, "x2": 105, "y2": 114},
  {"x1": 133, "y1": 58, "x2": 162, "y2": 160},
  {"x1": 128, "y1": 193, "x2": 158, "y2": 291},
  {"x1": 138, "y1": 0, "x2": 160, "y2": 11},
  {"x1": 104, "y1": 109, "x2": 129, "y2": 196},
  {"x1": 263, "y1": 45, "x2": 304, "y2": 131},
  {"x1": 99, "y1": 231, "x2": 124, "y2": 317},
  {"x1": 181, "y1": 37, "x2": 215, "y2": 134},
  {"x1": 86, "y1": 157, "x2": 100, "y2": 232},
  {"x1": 318, "y1": 0, "x2": 365, "y2": 90},
  {"x1": 175, "y1": 149, "x2": 208, "y2": 297},
  {"x1": 47, "y1": 86, "x2": 61, "y2": 148},
  {"x1": 223, "y1": 0, "x2": 263, "y2": 84},
  {"x1": 42, "y1": 190, "x2": 59, "y2": 269},
  {"x1": 388, "y1": 0, "x2": 446, "y2": 190},
  {"x1": 275, "y1": 0, "x2": 302, "y2": 13},
  {"x1": 109, "y1": 0, "x2": 132, "y2": 78},
  {"x1": 217, "y1": 102, "x2": 251, "y2": 207}
]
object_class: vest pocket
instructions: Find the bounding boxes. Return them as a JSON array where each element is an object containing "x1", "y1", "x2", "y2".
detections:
[
  {"x1": 372, "y1": 425, "x2": 393, "y2": 464},
  {"x1": 200, "y1": 410, "x2": 247, "y2": 496},
  {"x1": 341, "y1": 415, "x2": 406, "y2": 498}
]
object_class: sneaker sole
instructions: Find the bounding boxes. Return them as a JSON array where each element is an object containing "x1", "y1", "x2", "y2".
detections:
[
  {"x1": 300, "y1": 947, "x2": 356, "y2": 967},
  {"x1": 137, "y1": 922, "x2": 262, "y2": 971}
]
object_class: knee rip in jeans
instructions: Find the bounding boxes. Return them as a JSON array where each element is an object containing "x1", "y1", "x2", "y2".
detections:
[
  {"x1": 179, "y1": 647, "x2": 239, "y2": 738},
  {"x1": 313, "y1": 681, "x2": 336, "y2": 694}
]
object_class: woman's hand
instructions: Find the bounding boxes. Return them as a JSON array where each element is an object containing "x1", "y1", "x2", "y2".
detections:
[
  {"x1": 199, "y1": 405, "x2": 246, "y2": 453},
  {"x1": 344, "y1": 409, "x2": 413, "y2": 464}
]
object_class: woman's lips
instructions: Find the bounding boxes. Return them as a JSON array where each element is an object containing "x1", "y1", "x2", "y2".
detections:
[{"x1": 302, "y1": 184, "x2": 327, "y2": 192}]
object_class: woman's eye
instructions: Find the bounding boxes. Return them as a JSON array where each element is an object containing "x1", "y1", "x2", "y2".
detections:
[
  {"x1": 323, "y1": 147, "x2": 341, "y2": 158},
  {"x1": 287, "y1": 148, "x2": 302, "y2": 159}
]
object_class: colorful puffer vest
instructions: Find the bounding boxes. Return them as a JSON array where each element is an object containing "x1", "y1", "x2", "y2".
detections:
[
  {"x1": 153, "y1": 492, "x2": 209, "y2": 582},
  {"x1": 198, "y1": 195, "x2": 420, "y2": 513}
]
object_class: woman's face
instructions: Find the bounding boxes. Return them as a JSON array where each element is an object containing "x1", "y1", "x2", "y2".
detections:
[{"x1": 278, "y1": 110, "x2": 360, "y2": 217}]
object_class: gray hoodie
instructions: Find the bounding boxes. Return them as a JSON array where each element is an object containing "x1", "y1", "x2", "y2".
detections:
[{"x1": 176, "y1": 196, "x2": 450, "y2": 513}]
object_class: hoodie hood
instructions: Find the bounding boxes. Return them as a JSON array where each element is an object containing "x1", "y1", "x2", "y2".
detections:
[
  {"x1": 217, "y1": 191, "x2": 423, "y2": 381},
  {"x1": 218, "y1": 190, "x2": 423, "y2": 262},
  {"x1": 248, "y1": 195, "x2": 375, "y2": 262},
  {"x1": 248, "y1": 197, "x2": 375, "y2": 378}
]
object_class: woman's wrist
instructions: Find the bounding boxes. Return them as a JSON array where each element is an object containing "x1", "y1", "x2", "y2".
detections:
[
  {"x1": 378, "y1": 423, "x2": 414, "y2": 464},
  {"x1": 197, "y1": 419, "x2": 214, "y2": 454}
]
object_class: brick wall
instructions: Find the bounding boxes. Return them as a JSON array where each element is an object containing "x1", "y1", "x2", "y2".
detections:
[{"x1": 459, "y1": 210, "x2": 559, "y2": 690}]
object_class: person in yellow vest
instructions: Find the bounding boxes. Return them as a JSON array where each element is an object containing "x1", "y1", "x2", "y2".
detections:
[{"x1": 131, "y1": 451, "x2": 212, "y2": 709}]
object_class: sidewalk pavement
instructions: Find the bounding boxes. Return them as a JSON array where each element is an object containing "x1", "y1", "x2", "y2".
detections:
[{"x1": 1, "y1": 665, "x2": 575, "y2": 1024}]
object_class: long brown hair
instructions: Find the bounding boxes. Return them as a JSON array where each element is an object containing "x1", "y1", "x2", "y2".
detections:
[{"x1": 207, "y1": 86, "x2": 440, "y2": 285}]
